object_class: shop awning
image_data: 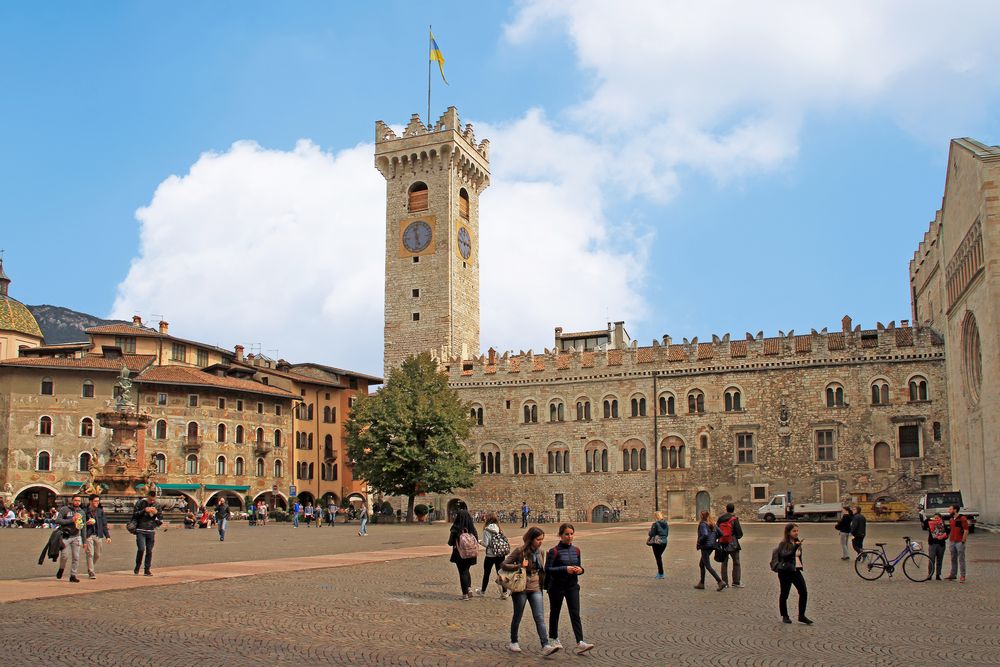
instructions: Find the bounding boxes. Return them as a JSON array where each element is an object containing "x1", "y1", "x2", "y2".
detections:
[
  {"x1": 204, "y1": 484, "x2": 250, "y2": 491},
  {"x1": 64, "y1": 481, "x2": 85, "y2": 487},
  {"x1": 153, "y1": 483, "x2": 201, "y2": 491}
]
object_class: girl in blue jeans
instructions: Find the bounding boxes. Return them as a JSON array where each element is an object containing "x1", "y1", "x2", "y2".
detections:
[{"x1": 501, "y1": 527, "x2": 560, "y2": 657}]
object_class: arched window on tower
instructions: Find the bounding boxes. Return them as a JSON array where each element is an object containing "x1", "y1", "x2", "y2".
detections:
[
  {"x1": 459, "y1": 188, "x2": 470, "y2": 219},
  {"x1": 408, "y1": 181, "x2": 429, "y2": 212}
]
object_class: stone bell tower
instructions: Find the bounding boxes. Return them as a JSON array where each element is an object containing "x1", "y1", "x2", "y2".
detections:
[{"x1": 375, "y1": 107, "x2": 490, "y2": 377}]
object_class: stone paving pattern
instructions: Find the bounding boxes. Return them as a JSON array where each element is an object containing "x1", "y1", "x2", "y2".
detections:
[{"x1": 0, "y1": 521, "x2": 997, "y2": 666}]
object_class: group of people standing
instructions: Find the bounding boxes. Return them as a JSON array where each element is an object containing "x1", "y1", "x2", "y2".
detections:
[{"x1": 448, "y1": 509, "x2": 595, "y2": 657}]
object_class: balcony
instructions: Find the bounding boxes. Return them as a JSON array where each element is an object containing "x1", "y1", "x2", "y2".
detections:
[
  {"x1": 183, "y1": 436, "x2": 202, "y2": 453},
  {"x1": 254, "y1": 441, "x2": 273, "y2": 456}
]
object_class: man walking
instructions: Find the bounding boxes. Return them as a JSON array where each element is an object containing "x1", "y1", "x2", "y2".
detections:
[
  {"x1": 54, "y1": 495, "x2": 85, "y2": 583},
  {"x1": 358, "y1": 504, "x2": 369, "y2": 536},
  {"x1": 521, "y1": 501, "x2": 530, "y2": 528},
  {"x1": 835, "y1": 507, "x2": 853, "y2": 560},
  {"x1": 945, "y1": 504, "x2": 969, "y2": 583},
  {"x1": 83, "y1": 494, "x2": 110, "y2": 579},
  {"x1": 132, "y1": 490, "x2": 162, "y2": 576},
  {"x1": 292, "y1": 499, "x2": 301, "y2": 528},
  {"x1": 716, "y1": 503, "x2": 743, "y2": 588},
  {"x1": 850, "y1": 504, "x2": 867, "y2": 555},
  {"x1": 214, "y1": 497, "x2": 231, "y2": 542},
  {"x1": 328, "y1": 499, "x2": 337, "y2": 526}
]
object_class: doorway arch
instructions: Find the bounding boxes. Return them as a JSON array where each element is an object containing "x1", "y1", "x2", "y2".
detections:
[
  {"x1": 446, "y1": 498, "x2": 467, "y2": 521},
  {"x1": 591, "y1": 504, "x2": 611, "y2": 523},
  {"x1": 14, "y1": 484, "x2": 58, "y2": 513},
  {"x1": 205, "y1": 490, "x2": 245, "y2": 511},
  {"x1": 695, "y1": 491, "x2": 711, "y2": 518}
]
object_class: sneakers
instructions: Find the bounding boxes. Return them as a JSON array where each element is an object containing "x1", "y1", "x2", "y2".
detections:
[
  {"x1": 782, "y1": 616, "x2": 792, "y2": 624},
  {"x1": 655, "y1": 573, "x2": 664, "y2": 579},
  {"x1": 88, "y1": 573, "x2": 96, "y2": 580},
  {"x1": 68, "y1": 576, "x2": 80, "y2": 583},
  {"x1": 542, "y1": 643, "x2": 561, "y2": 656},
  {"x1": 576, "y1": 641, "x2": 594, "y2": 654},
  {"x1": 143, "y1": 571, "x2": 153, "y2": 577},
  {"x1": 798, "y1": 616, "x2": 814, "y2": 625},
  {"x1": 501, "y1": 590, "x2": 511, "y2": 600},
  {"x1": 508, "y1": 643, "x2": 522, "y2": 653},
  {"x1": 841, "y1": 556, "x2": 850, "y2": 561},
  {"x1": 732, "y1": 583, "x2": 744, "y2": 588},
  {"x1": 56, "y1": 568, "x2": 64, "y2": 580},
  {"x1": 717, "y1": 581, "x2": 729, "y2": 591},
  {"x1": 133, "y1": 568, "x2": 140, "y2": 575},
  {"x1": 960, "y1": 576, "x2": 966, "y2": 583},
  {"x1": 475, "y1": 589, "x2": 486, "y2": 597},
  {"x1": 945, "y1": 575, "x2": 957, "y2": 580},
  {"x1": 549, "y1": 639, "x2": 563, "y2": 649},
  {"x1": 460, "y1": 593, "x2": 470, "y2": 601}
]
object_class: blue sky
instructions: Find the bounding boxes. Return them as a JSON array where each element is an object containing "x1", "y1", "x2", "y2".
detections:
[{"x1": 2, "y1": 2, "x2": 999, "y2": 375}]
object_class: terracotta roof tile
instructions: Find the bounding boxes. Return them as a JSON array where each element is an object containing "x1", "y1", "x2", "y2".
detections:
[
  {"x1": 607, "y1": 350, "x2": 623, "y2": 366},
  {"x1": 895, "y1": 328, "x2": 913, "y2": 346},
  {"x1": 729, "y1": 341, "x2": 747, "y2": 357},
  {"x1": 762, "y1": 338, "x2": 780, "y2": 355},
  {"x1": 0, "y1": 354, "x2": 156, "y2": 372},
  {"x1": 827, "y1": 333, "x2": 845, "y2": 350},
  {"x1": 507, "y1": 358, "x2": 522, "y2": 373},
  {"x1": 861, "y1": 331, "x2": 878, "y2": 348},
  {"x1": 580, "y1": 352, "x2": 595, "y2": 368},
  {"x1": 532, "y1": 358, "x2": 545, "y2": 372},
  {"x1": 136, "y1": 366, "x2": 295, "y2": 398},
  {"x1": 460, "y1": 370, "x2": 473, "y2": 376},
  {"x1": 667, "y1": 345, "x2": 686, "y2": 362},
  {"x1": 697, "y1": 343, "x2": 714, "y2": 360},
  {"x1": 794, "y1": 336, "x2": 812, "y2": 353},
  {"x1": 85, "y1": 323, "x2": 159, "y2": 337},
  {"x1": 556, "y1": 354, "x2": 570, "y2": 370},
  {"x1": 483, "y1": 365, "x2": 497, "y2": 375},
  {"x1": 636, "y1": 347, "x2": 654, "y2": 363}
]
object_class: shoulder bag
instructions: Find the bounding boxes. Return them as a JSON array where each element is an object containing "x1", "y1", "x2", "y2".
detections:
[{"x1": 497, "y1": 567, "x2": 527, "y2": 593}]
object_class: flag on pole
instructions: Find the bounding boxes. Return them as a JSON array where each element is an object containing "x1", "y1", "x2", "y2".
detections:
[{"x1": 430, "y1": 31, "x2": 448, "y2": 85}]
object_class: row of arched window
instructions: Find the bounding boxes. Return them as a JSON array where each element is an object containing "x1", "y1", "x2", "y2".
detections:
[
  {"x1": 477, "y1": 438, "x2": 693, "y2": 476},
  {"x1": 33, "y1": 450, "x2": 284, "y2": 478},
  {"x1": 35, "y1": 416, "x2": 96, "y2": 437},
  {"x1": 151, "y1": 420, "x2": 281, "y2": 447},
  {"x1": 407, "y1": 181, "x2": 470, "y2": 218}
]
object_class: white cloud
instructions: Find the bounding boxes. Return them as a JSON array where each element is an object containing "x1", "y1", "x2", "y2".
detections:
[
  {"x1": 506, "y1": 0, "x2": 1000, "y2": 182},
  {"x1": 112, "y1": 140, "x2": 386, "y2": 374},
  {"x1": 112, "y1": 115, "x2": 648, "y2": 372}
]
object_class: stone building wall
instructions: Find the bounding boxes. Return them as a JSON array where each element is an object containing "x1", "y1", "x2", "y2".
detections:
[{"x1": 418, "y1": 321, "x2": 947, "y2": 522}]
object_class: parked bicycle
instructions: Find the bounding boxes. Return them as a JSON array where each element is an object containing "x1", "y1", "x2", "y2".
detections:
[{"x1": 854, "y1": 536, "x2": 931, "y2": 582}]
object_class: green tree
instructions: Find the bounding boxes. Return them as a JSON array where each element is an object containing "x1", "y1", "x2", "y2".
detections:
[{"x1": 346, "y1": 353, "x2": 474, "y2": 522}]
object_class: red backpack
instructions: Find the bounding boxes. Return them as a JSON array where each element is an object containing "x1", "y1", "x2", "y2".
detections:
[{"x1": 717, "y1": 517, "x2": 735, "y2": 545}]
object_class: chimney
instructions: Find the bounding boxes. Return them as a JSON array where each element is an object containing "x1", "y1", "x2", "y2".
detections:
[
  {"x1": 234, "y1": 345, "x2": 244, "y2": 362},
  {"x1": 132, "y1": 315, "x2": 143, "y2": 327},
  {"x1": 841, "y1": 315, "x2": 852, "y2": 333},
  {"x1": 488, "y1": 347, "x2": 496, "y2": 365},
  {"x1": 901, "y1": 319, "x2": 910, "y2": 328},
  {"x1": 158, "y1": 320, "x2": 169, "y2": 335}
]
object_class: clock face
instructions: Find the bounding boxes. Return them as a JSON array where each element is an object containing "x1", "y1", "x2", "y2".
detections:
[
  {"x1": 402, "y1": 220, "x2": 432, "y2": 253},
  {"x1": 457, "y1": 226, "x2": 472, "y2": 260}
]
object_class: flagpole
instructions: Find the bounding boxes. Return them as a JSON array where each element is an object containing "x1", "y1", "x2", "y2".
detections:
[{"x1": 427, "y1": 25, "x2": 432, "y2": 129}]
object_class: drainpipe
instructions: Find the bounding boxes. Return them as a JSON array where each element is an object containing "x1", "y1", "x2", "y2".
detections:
[{"x1": 652, "y1": 371, "x2": 660, "y2": 512}]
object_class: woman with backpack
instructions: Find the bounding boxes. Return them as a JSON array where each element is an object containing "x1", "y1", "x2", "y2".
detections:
[
  {"x1": 501, "y1": 527, "x2": 560, "y2": 656},
  {"x1": 448, "y1": 508, "x2": 479, "y2": 600},
  {"x1": 648, "y1": 511, "x2": 669, "y2": 579},
  {"x1": 927, "y1": 512, "x2": 947, "y2": 580},
  {"x1": 771, "y1": 522, "x2": 812, "y2": 624},
  {"x1": 478, "y1": 512, "x2": 510, "y2": 598},
  {"x1": 695, "y1": 510, "x2": 725, "y2": 591}
]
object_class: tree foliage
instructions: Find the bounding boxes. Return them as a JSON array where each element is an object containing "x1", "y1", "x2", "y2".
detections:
[{"x1": 346, "y1": 353, "x2": 474, "y2": 521}]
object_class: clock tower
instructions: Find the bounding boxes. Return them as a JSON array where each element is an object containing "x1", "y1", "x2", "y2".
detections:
[{"x1": 375, "y1": 107, "x2": 490, "y2": 377}]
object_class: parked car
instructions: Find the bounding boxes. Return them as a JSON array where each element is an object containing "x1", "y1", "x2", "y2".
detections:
[
  {"x1": 917, "y1": 491, "x2": 978, "y2": 533},
  {"x1": 757, "y1": 494, "x2": 842, "y2": 522}
]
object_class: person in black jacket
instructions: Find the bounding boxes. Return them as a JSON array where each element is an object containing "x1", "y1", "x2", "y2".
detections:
[
  {"x1": 447, "y1": 509, "x2": 479, "y2": 600},
  {"x1": 214, "y1": 497, "x2": 231, "y2": 542},
  {"x1": 849, "y1": 505, "x2": 867, "y2": 555},
  {"x1": 132, "y1": 490, "x2": 162, "y2": 576},
  {"x1": 54, "y1": 495, "x2": 85, "y2": 582},
  {"x1": 695, "y1": 511, "x2": 724, "y2": 591},
  {"x1": 834, "y1": 507, "x2": 853, "y2": 560},
  {"x1": 544, "y1": 524, "x2": 594, "y2": 654},
  {"x1": 772, "y1": 523, "x2": 812, "y2": 624},
  {"x1": 83, "y1": 494, "x2": 111, "y2": 579}
]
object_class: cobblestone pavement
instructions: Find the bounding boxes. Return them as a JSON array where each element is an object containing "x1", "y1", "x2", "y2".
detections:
[{"x1": 0, "y1": 521, "x2": 997, "y2": 666}]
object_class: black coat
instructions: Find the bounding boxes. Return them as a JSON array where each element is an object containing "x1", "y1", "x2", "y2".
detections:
[{"x1": 37, "y1": 530, "x2": 64, "y2": 565}]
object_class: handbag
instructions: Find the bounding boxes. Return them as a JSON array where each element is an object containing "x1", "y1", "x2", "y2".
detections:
[
  {"x1": 126, "y1": 519, "x2": 138, "y2": 535},
  {"x1": 646, "y1": 535, "x2": 664, "y2": 546},
  {"x1": 496, "y1": 567, "x2": 527, "y2": 593}
]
